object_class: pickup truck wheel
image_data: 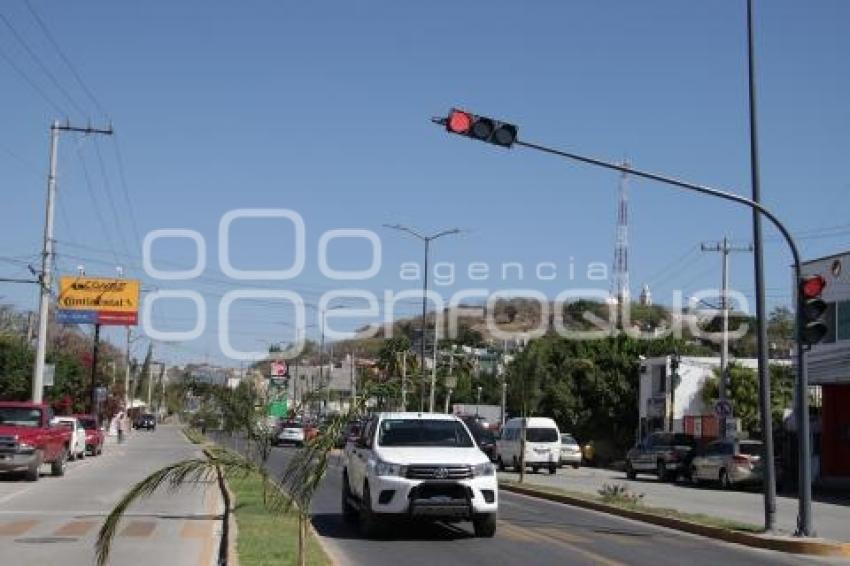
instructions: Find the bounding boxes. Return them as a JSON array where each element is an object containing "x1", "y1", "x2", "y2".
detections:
[
  {"x1": 25, "y1": 450, "x2": 42, "y2": 482},
  {"x1": 548, "y1": 465, "x2": 557, "y2": 475},
  {"x1": 497, "y1": 457, "x2": 505, "y2": 472},
  {"x1": 719, "y1": 469, "x2": 732, "y2": 490},
  {"x1": 358, "y1": 484, "x2": 382, "y2": 538},
  {"x1": 473, "y1": 513, "x2": 497, "y2": 538},
  {"x1": 51, "y1": 448, "x2": 67, "y2": 477},
  {"x1": 625, "y1": 461, "x2": 637, "y2": 480},
  {"x1": 341, "y1": 472, "x2": 357, "y2": 523}
]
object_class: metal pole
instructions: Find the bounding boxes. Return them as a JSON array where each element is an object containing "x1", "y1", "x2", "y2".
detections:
[
  {"x1": 32, "y1": 121, "x2": 60, "y2": 404},
  {"x1": 501, "y1": 380, "x2": 507, "y2": 426},
  {"x1": 420, "y1": 238, "x2": 429, "y2": 412},
  {"x1": 146, "y1": 346, "x2": 154, "y2": 409},
  {"x1": 124, "y1": 327, "x2": 132, "y2": 411},
  {"x1": 429, "y1": 330, "x2": 438, "y2": 412},
  {"x1": 748, "y1": 0, "x2": 778, "y2": 533},
  {"x1": 401, "y1": 350, "x2": 408, "y2": 411},
  {"x1": 90, "y1": 323, "x2": 101, "y2": 415},
  {"x1": 445, "y1": 388, "x2": 452, "y2": 414},
  {"x1": 320, "y1": 309, "x2": 325, "y2": 416}
]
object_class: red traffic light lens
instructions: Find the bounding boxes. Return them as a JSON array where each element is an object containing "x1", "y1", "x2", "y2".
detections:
[
  {"x1": 801, "y1": 275, "x2": 827, "y2": 299},
  {"x1": 447, "y1": 110, "x2": 472, "y2": 134}
]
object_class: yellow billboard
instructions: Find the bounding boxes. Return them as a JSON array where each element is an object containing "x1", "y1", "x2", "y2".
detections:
[{"x1": 58, "y1": 276, "x2": 140, "y2": 313}]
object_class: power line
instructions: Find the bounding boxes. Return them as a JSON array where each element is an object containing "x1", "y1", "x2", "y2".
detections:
[
  {"x1": 110, "y1": 133, "x2": 143, "y2": 254},
  {"x1": 74, "y1": 141, "x2": 120, "y2": 266},
  {"x1": 22, "y1": 0, "x2": 107, "y2": 118},
  {"x1": 92, "y1": 137, "x2": 131, "y2": 258},
  {"x1": 0, "y1": 10, "x2": 88, "y2": 118},
  {"x1": 0, "y1": 41, "x2": 67, "y2": 116}
]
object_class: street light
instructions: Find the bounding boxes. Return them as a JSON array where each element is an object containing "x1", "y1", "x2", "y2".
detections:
[
  {"x1": 383, "y1": 224, "x2": 460, "y2": 412},
  {"x1": 433, "y1": 108, "x2": 815, "y2": 536}
]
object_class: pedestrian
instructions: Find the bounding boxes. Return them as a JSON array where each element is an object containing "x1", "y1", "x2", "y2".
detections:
[{"x1": 117, "y1": 412, "x2": 125, "y2": 444}]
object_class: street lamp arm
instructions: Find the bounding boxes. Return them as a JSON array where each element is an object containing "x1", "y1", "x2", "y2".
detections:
[
  {"x1": 429, "y1": 228, "x2": 462, "y2": 241},
  {"x1": 383, "y1": 223, "x2": 425, "y2": 241}
]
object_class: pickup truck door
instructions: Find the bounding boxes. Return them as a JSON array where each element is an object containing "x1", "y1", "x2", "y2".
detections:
[{"x1": 348, "y1": 418, "x2": 374, "y2": 499}]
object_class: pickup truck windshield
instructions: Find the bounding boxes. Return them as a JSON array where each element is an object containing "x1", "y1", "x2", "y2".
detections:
[
  {"x1": 78, "y1": 418, "x2": 97, "y2": 430},
  {"x1": 0, "y1": 407, "x2": 42, "y2": 427},
  {"x1": 378, "y1": 419, "x2": 474, "y2": 447}
]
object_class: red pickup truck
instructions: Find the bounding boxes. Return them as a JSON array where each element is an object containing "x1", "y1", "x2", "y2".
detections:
[{"x1": 0, "y1": 402, "x2": 73, "y2": 481}]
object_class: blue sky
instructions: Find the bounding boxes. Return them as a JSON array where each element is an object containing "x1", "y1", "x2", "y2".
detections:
[{"x1": 1, "y1": 1, "x2": 848, "y2": 365}]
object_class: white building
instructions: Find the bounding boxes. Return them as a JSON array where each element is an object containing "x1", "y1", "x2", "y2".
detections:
[{"x1": 638, "y1": 356, "x2": 788, "y2": 440}]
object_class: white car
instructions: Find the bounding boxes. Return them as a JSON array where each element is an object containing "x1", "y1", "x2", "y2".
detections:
[
  {"x1": 559, "y1": 433, "x2": 582, "y2": 468},
  {"x1": 54, "y1": 417, "x2": 86, "y2": 461},
  {"x1": 496, "y1": 417, "x2": 561, "y2": 474},
  {"x1": 342, "y1": 412, "x2": 498, "y2": 538},
  {"x1": 273, "y1": 422, "x2": 306, "y2": 447}
]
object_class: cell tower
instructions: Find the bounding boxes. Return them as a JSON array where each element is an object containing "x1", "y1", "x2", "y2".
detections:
[{"x1": 612, "y1": 163, "x2": 630, "y2": 306}]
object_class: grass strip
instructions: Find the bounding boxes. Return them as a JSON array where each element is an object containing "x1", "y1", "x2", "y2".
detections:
[
  {"x1": 227, "y1": 468, "x2": 331, "y2": 566},
  {"x1": 500, "y1": 479, "x2": 761, "y2": 533}
]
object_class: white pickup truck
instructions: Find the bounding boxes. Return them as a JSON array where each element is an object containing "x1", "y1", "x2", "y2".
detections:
[
  {"x1": 341, "y1": 412, "x2": 498, "y2": 538},
  {"x1": 54, "y1": 417, "x2": 86, "y2": 461}
]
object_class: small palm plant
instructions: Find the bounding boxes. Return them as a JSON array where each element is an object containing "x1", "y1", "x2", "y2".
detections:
[{"x1": 95, "y1": 378, "x2": 374, "y2": 566}]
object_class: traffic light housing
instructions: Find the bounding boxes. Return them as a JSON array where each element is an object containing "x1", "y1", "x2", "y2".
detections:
[
  {"x1": 444, "y1": 108, "x2": 518, "y2": 148},
  {"x1": 799, "y1": 274, "x2": 829, "y2": 346}
]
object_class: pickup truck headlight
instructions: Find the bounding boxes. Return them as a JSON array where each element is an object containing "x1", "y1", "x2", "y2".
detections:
[
  {"x1": 473, "y1": 462, "x2": 496, "y2": 477},
  {"x1": 372, "y1": 459, "x2": 407, "y2": 477}
]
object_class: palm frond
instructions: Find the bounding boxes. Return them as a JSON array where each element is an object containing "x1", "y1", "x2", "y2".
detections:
[{"x1": 95, "y1": 451, "x2": 258, "y2": 566}]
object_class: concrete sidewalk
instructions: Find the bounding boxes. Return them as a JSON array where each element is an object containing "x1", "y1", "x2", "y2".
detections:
[
  {"x1": 499, "y1": 466, "x2": 850, "y2": 542},
  {"x1": 0, "y1": 424, "x2": 222, "y2": 566}
]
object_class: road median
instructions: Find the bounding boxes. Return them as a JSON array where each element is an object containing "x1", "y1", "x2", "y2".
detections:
[{"x1": 500, "y1": 480, "x2": 850, "y2": 558}]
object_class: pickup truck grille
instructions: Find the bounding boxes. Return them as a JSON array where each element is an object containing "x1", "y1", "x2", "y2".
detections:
[
  {"x1": 0, "y1": 436, "x2": 17, "y2": 452},
  {"x1": 406, "y1": 465, "x2": 472, "y2": 480}
]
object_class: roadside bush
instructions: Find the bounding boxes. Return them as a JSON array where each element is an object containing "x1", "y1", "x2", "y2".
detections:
[{"x1": 598, "y1": 483, "x2": 644, "y2": 506}]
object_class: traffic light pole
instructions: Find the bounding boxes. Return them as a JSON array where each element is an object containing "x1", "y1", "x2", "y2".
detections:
[{"x1": 507, "y1": 138, "x2": 813, "y2": 536}]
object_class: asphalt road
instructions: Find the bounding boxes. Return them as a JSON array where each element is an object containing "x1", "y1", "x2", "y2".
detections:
[
  {"x1": 214, "y1": 435, "x2": 829, "y2": 566},
  {"x1": 500, "y1": 465, "x2": 850, "y2": 542},
  {"x1": 0, "y1": 425, "x2": 222, "y2": 566}
]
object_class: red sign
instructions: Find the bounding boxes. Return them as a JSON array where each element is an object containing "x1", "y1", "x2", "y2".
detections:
[
  {"x1": 97, "y1": 311, "x2": 138, "y2": 326},
  {"x1": 271, "y1": 360, "x2": 288, "y2": 377}
]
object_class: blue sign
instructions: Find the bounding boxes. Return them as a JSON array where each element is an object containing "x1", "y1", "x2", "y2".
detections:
[{"x1": 57, "y1": 310, "x2": 97, "y2": 324}]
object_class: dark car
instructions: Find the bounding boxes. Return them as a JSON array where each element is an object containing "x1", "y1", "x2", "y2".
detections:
[
  {"x1": 134, "y1": 413, "x2": 156, "y2": 431},
  {"x1": 625, "y1": 432, "x2": 696, "y2": 482},
  {"x1": 459, "y1": 415, "x2": 499, "y2": 463}
]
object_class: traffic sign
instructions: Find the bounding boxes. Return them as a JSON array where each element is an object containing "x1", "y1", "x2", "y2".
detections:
[
  {"x1": 43, "y1": 363, "x2": 55, "y2": 387},
  {"x1": 714, "y1": 399, "x2": 734, "y2": 418}
]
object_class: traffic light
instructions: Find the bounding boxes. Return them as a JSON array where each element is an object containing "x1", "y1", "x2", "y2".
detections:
[
  {"x1": 444, "y1": 108, "x2": 518, "y2": 148},
  {"x1": 799, "y1": 274, "x2": 829, "y2": 346}
]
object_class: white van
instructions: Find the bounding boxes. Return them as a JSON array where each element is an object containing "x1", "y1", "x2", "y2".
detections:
[{"x1": 496, "y1": 417, "x2": 560, "y2": 474}]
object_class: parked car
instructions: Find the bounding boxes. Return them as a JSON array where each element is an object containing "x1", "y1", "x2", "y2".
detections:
[
  {"x1": 496, "y1": 417, "x2": 561, "y2": 474},
  {"x1": 690, "y1": 439, "x2": 767, "y2": 489},
  {"x1": 341, "y1": 412, "x2": 498, "y2": 538},
  {"x1": 73, "y1": 414, "x2": 104, "y2": 456},
  {"x1": 458, "y1": 415, "x2": 498, "y2": 463},
  {"x1": 273, "y1": 421, "x2": 306, "y2": 447},
  {"x1": 54, "y1": 417, "x2": 87, "y2": 461},
  {"x1": 0, "y1": 402, "x2": 73, "y2": 481},
  {"x1": 559, "y1": 433, "x2": 582, "y2": 468},
  {"x1": 625, "y1": 432, "x2": 696, "y2": 481},
  {"x1": 134, "y1": 414, "x2": 156, "y2": 431}
]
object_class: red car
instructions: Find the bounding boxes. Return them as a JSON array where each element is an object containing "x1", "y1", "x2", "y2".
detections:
[
  {"x1": 72, "y1": 414, "x2": 104, "y2": 456},
  {"x1": 0, "y1": 402, "x2": 73, "y2": 481}
]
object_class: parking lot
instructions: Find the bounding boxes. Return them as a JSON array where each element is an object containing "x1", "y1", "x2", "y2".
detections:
[{"x1": 499, "y1": 465, "x2": 850, "y2": 542}]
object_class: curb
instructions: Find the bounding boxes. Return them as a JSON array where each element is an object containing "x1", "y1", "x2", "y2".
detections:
[{"x1": 500, "y1": 482, "x2": 850, "y2": 558}]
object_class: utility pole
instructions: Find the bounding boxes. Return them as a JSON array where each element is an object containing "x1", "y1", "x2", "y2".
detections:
[
  {"x1": 429, "y1": 334, "x2": 438, "y2": 412},
  {"x1": 501, "y1": 379, "x2": 507, "y2": 426},
  {"x1": 146, "y1": 343, "x2": 155, "y2": 409},
  {"x1": 32, "y1": 121, "x2": 113, "y2": 404},
  {"x1": 701, "y1": 237, "x2": 752, "y2": 438},
  {"x1": 90, "y1": 323, "x2": 101, "y2": 415},
  {"x1": 747, "y1": 0, "x2": 779, "y2": 535},
  {"x1": 444, "y1": 388, "x2": 452, "y2": 414},
  {"x1": 383, "y1": 224, "x2": 460, "y2": 411},
  {"x1": 124, "y1": 327, "x2": 132, "y2": 411}
]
